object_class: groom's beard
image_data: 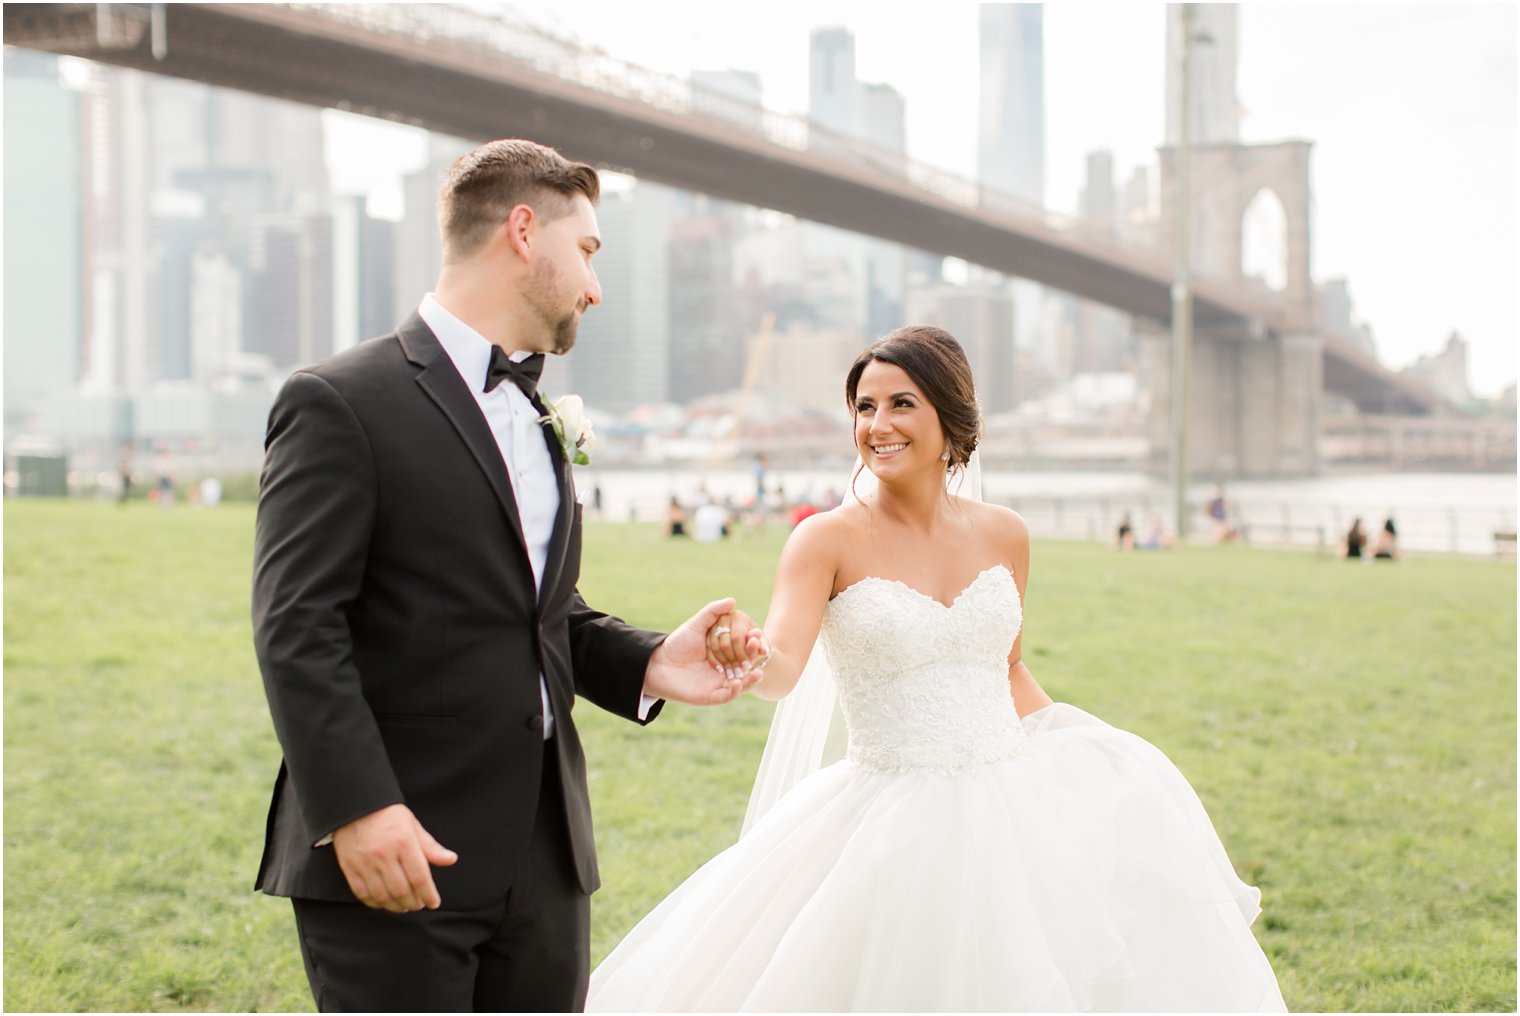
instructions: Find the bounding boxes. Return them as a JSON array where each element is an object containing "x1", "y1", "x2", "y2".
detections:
[
  {"x1": 524, "y1": 261, "x2": 582, "y2": 355},
  {"x1": 547, "y1": 310, "x2": 579, "y2": 354}
]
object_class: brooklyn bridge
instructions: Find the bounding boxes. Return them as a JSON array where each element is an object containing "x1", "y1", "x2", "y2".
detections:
[{"x1": 6, "y1": 2, "x2": 1508, "y2": 475}]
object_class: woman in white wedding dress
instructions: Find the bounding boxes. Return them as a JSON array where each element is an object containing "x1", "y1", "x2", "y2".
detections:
[{"x1": 588, "y1": 326, "x2": 1287, "y2": 1012}]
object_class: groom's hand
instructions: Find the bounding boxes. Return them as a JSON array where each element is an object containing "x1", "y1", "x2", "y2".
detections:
[
  {"x1": 332, "y1": 803, "x2": 458, "y2": 913},
  {"x1": 643, "y1": 598, "x2": 765, "y2": 706}
]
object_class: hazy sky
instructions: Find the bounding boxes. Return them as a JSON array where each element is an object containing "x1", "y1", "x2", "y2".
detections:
[{"x1": 325, "y1": 3, "x2": 1517, "y2": 396}]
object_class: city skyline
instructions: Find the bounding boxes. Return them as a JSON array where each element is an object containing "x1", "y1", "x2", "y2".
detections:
[
  {"x1": 4, "y1": 4, "x2": 1512, "y2": 483},
  {"x1": 322, "y1": 2, "x2": 1517, "y2": 397}
]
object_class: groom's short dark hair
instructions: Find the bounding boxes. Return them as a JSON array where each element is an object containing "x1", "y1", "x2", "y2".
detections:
[{"x1": 439, "y1": 139, "x2": 601, "y2": 260}]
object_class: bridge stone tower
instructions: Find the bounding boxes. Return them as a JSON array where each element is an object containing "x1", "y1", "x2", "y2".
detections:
[{"x1": 1146, "y1": 139, "x2": 1323, "y2": 478}]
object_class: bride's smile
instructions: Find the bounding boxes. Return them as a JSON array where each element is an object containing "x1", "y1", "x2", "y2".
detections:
[{"x1": 853, "y1": 361, "x2": 945, "y2": 479}]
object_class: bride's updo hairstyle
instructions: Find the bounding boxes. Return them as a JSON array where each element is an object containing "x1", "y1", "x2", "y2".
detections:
[{"x1": 845, "y1": 325, "x2": 982, "y2": 471}]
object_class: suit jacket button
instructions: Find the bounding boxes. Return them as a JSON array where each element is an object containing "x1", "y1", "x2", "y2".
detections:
[{"x1": 527, "y1": 714, "x2": 544, "y2": 733}]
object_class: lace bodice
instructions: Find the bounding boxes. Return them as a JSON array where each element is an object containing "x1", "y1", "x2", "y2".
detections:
[{"x1": 820, "y1": 565, "x2": 1028, "y2": 774}]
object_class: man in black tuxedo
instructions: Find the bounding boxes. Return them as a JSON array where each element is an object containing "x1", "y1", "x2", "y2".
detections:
[{"x1": 252, "y1": 139, "x2": 765, "y2": 1012}]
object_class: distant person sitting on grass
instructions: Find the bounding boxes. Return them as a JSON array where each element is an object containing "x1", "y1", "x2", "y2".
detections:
[
  {"x1": 1137, "y1": 513, "x2": 1174, "y2": 550},
  {"x1": 667, "y1": 496, "x2": 688, "y2": 538},
  {"x1": 693, "y1": 501, "x2": 729, "y2": 543},
  {"x1": 1207, "y1": 485, "x2": 1241, "y2": 543},
  {"x1": 764, "y1": 483, "x2": 787, "y2": 524},
  {"x1": 1342, "y1": 518, "x2": 1366, "y2": 559},
  {"x1": 1116, "y1": 512, "x2": 1135, "y2": 550},
  {"x1": 1373, "y1": 517, "x2": 1399, "y2": 560}
]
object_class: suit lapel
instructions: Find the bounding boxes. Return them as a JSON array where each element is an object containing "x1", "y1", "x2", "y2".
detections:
[
  {"x1": 397, "y1": 314, "x2": 534, "y2": 577},
  {"x1": 534, "y1": 394, "x2": 576, "y2": 608}
]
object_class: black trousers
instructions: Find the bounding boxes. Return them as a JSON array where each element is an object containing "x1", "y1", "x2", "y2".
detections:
[{"x1": 291, "y1": 744, "x2": 591, "y2": 1013}]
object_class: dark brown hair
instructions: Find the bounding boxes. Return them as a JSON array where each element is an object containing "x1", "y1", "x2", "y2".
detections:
[
  {"x1": 846, "y1": 325, "x2": 982, "y2": 471},
  {"x1": 438, "y1": 139, "x2": 600, "y2": 260}
]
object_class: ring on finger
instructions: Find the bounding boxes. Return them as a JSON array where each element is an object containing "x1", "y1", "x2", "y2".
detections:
[{"x1": 713, "y1": 625, "x2": 731, "y2": 636}]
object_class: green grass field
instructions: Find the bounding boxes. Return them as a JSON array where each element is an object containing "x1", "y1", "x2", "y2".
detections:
[{"x1": 3, "y1": 499, "x2": 1515, "y2": 1012}]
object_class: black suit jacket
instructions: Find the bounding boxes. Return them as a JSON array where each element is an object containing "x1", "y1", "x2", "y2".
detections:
[{"x1": 252, "y1": 313, "x2": 664, "y2": 907}]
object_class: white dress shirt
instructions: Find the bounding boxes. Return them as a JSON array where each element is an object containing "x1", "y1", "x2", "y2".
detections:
[
  {"x1": 418, "y1": 295, "x2": 659, "y2": 738},
  {"x1": 421, "y1": 294, "x2": 562, "y2": 739}
]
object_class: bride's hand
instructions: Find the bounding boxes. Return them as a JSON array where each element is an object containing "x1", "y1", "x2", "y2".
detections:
[
  {"x1": 643, "y1": 598, "x2": 766, "y2": 706},
  {"x1": 706, "y1": 609, "x2": 769, "y2": 680}
]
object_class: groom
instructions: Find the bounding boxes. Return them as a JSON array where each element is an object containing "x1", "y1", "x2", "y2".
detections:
[{"x1": 252, "y1": 139, "x2": 764, "y2": 1012}]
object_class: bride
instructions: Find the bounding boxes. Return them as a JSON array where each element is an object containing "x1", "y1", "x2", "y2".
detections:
[{"x1": 588, "y1": 325, "x2": 1287, "y2": 1012}]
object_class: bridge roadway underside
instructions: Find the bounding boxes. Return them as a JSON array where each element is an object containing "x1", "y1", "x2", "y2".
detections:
[{"x1": 7, "y1": 1, "x2": 1233, "y2": 326}]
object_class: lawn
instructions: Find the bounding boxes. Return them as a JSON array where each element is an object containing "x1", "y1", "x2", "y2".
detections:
[{"x1": 3, "y1": 499, "x2": 1515, "y2": 1012}]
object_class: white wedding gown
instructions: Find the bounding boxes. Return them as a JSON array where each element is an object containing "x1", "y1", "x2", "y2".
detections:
[{"x1": 589, "y1": 565, "x2": 1287, "y2": 1012}]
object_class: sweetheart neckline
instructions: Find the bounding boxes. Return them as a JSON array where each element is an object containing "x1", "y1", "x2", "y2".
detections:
[{"x1": 830, "y1": 563, "x2": 1014, "y2": 611}]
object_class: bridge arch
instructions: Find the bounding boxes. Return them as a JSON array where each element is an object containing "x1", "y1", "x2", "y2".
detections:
[
  {"x1": 1241, "y1": 186, "x2": 1289, "y2": 292},
  {"x1": 1160, "y1": 140, "x2": 1314, "y2": 327}
]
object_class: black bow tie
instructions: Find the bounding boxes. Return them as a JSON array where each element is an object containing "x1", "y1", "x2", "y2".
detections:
[{"x1": 484, "y1": 347, "x2": 544, "y2": 401}]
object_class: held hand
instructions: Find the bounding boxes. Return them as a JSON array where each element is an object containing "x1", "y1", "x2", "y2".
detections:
[
  {"x1": 644, "y1": 598, "x2": 765, "y2": 706},
  {"x1": 706, "y1": 608, "x2": 770, "y2": 679},
  {"x1": 331, "y1": 803, "x2": 458, "y2": 913}
]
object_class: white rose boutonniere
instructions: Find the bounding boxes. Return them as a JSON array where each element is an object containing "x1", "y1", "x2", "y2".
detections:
[{"x1": 540, "y1": 393, "x2": 596, "y2": 466}]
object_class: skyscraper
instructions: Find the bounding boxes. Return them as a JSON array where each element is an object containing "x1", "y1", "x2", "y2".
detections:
[
  {"x1": 143, "y1": 78, "x2": 331, "y2": 378},
  {"x1": 330, "y1": 194, "x2": 396, "y2": 353},
  {"x1": 1073, "y1": 150, "x2": 1134, "y2": 375},
  {"x1": 905, "y1": 282, "x2": 1017, "y2": 414},
  {"x1": 81, "y1": 64, "x2": 153, "y2": 397},
  {"x1": 805, "y1": 27, "x2": 867, "y2": 333},
  {"x1": 1080, "y1": 150, "x2": 1118, "y2": 230},
  {"x1": 558, "y1": 181, "x2": 674, "y2": 413},
  {"x1": 668, "y1": 213, "x2": 744, "y2": 404},
  {"x1": 858, "y1": 82, "x2": 908, "y2": 337},
  {"x1": 858, "y1": 82, "x2": 906, "y2": 160},
  {"x1": 978, "y1": 4, "x2": 1045, "y2": 207},
  {"x1": 394, "y1": 135, "x2": 466, "y2": 324},
  {"x1": 808, "y1": 27, "x2": 857, "y2": 150},
  {"x1": 977, "y1": 4, "x2": 1047, "y2": 370},
  {"x1": 246, "y1": 211, "x2": 333, "y2": 371},
  {"x1": 3, "y1": 51, "x2": 84, "y2": 438},
  {"x1": 6, "y1": 59, "x2": 360, "y2": 465},
  {"x1": 1165, "y1": 3, "x2": 1240, "y2": 146},
  {"x1": 1120, "y1": 166, "x2": 1155, "y2": 247},
  {"x1": 806, "y1": 27, "x2": 907, "y2": 339},
  {"x1": 147, "y1": 76, "x2": 215, "y2": 384},
  {"x1": 359, "y1": 212, "x2": 398, "y2": 342},
  {"x1": 188, "y1": 246, "x2": 243, "y2": 381}
]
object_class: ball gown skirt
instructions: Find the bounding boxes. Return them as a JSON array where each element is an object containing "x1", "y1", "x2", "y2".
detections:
[{"x1": 588, "y1": 566, "x2": 1287, "y2": 1012}]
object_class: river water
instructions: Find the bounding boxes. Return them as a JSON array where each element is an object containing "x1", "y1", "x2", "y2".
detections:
[{"x1": 578, "y1": 465, "x2": 1517, "y2": 556}]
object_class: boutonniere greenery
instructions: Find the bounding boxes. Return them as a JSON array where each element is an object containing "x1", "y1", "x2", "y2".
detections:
[{"x1": 539, "y1": 393, "x2": 595, "y2": 466}]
